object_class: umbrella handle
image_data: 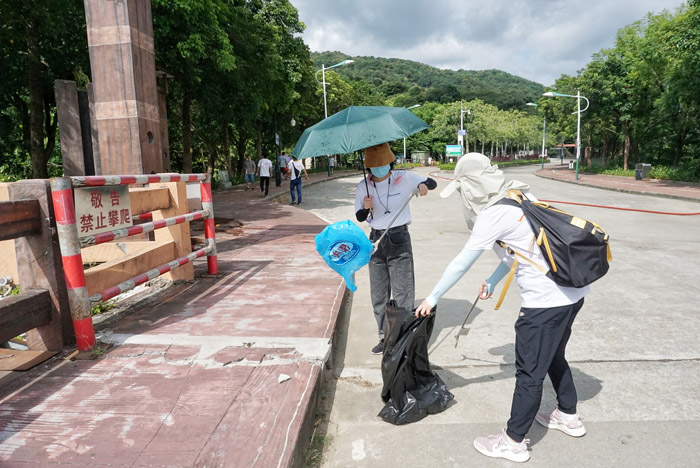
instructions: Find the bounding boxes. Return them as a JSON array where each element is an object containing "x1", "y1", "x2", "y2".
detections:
[
  {"x1": 372, "y1": 190, "x2": 418, "y2": 246},
  {"x1": 361, "y1": 164, "x2": 372, "y2": 220}
]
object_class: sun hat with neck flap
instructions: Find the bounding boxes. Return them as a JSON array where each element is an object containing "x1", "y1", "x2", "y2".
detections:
[
  {"x1": 440, "y1": 152, "x2": 530, "y2": 230},
  {"x1": 364, "y1": 142, "x2": 396, "y2": 168}
]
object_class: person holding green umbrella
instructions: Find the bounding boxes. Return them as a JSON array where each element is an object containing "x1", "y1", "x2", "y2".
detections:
[{"x1": 354, "y1": 142, "x2": 437, "y2": 354}]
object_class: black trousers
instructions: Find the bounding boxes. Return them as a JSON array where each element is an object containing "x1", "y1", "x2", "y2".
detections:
[
  {"x1": 259, "y1": 176, "x2": 270, "y2": 195},
  {"x1": 506, "y1": 298, "x2": 584, "y2": 442}
]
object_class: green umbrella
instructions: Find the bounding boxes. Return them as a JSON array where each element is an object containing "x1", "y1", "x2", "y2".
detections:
[{"x1": 292, "y1": 106, "x2": 429, "y2": 159}]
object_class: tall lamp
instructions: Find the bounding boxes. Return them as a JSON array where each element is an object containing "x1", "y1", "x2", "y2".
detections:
[
  {"x1": 542, "y1": 91, "x2": 589, "y2": 180},
  {"x1": 403, "y1": 104, "x2": 421, "y2": 168},
  {"x1": 316, "y1": 59, "x2": 354, "y2": 176},
  {"x1": 526, "y1": 102, "x2": 546, "y2": 169}
]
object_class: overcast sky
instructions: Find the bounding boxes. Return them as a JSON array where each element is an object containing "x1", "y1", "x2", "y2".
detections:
[{"x1": 292, "y1": 0, "x2": 687, "y2": 86}]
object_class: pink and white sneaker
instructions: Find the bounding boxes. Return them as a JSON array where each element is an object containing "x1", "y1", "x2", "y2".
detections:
[
  {"x1": 473, "y1": 428, "x2": 530, "y2": 463},
  {"x1": 535, "y1": 407, "x2": 586, "y2": 437}
]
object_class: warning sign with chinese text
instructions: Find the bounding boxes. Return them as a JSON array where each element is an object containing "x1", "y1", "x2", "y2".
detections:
[{"x1": 74, "y1": 186, "x2": 133, "y2": 236}]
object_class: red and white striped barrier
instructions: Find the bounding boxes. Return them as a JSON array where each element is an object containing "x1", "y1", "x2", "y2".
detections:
[
  {"x1": 200, "y1": 174, "x2": 218, "y2": 275},
  {"x1": 50, "y1": 172, "x2": 218, "y2": 351},
  {"x1": 51, "y1": 177, "x2": 96, "y2": 351},
  {"x1": 71, "y1": 173, "x2": 206, "y2": 187},
  {"x1": 80, "y1": 210, "x2": 209, "y2": 247},
  {"x1": 89, "y1": 246, "x2": 211, "y2": 304}
]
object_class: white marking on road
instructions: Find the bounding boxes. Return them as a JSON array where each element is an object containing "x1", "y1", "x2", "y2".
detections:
[{"x1": 102, "y1": 333, "x2": 331, "y2": 364}]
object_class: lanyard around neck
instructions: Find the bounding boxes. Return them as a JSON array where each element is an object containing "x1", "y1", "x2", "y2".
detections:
[{"x1": 372, "y1": 176, "x2": 391, "y2": 214}]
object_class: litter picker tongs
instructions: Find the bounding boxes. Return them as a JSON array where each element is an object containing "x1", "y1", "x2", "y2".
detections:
[{"x1": 455, "y1": 294, "x2": 480, "y2": 348}]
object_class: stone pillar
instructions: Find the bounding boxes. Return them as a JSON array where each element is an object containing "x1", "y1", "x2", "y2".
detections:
[{"x1": 84, "y1": 0, "x2": 163, "y2": 175}]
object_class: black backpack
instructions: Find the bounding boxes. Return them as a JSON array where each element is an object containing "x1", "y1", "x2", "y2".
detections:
[{"x1": 493, "y1": 190, "x2": 612, "y2": 308}]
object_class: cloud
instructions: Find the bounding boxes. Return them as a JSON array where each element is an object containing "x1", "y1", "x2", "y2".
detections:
[{"x1": 293, "y1": 0, "x2": 686, "y2": 85}]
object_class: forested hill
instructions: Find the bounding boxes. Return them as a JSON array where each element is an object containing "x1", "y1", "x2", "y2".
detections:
[{"x1": 312, "y1": 51, "x2": 544, "y2": 110}]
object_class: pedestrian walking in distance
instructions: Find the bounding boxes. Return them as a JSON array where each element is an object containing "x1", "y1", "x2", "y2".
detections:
[
  {"x1": 257, "y1": 153, "x2": 272, "y2": 197},
  {"x1": 415, "y1": 152, "x2": 589, "y2": 463},
  {"x1": 244, "y1": 155, "x2": 256, "y2": 191},
  {"x1": 355, "y1": 142, "x2": 437, "y2": 355}
]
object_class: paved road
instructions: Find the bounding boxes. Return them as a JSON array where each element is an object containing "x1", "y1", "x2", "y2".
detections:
[{"x1": 298, "y1": 163, "x2": 700, "y2": 467}]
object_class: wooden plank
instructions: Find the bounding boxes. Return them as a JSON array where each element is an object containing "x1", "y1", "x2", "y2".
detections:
[
  {"x1": 129, "y1": 187, "x2": 170, "y2": 215},
  {"x1": 0, "y1": 199, "x2": 41, "y2": 241},
  {"x1": 0, "y1": 184, "x2": 18, "y2": 284},
  {"x1": 55, "y1": 79, "x2": 86, "y2": 177},
  {"x1": 85, "y1": 241, "x2": 176, "y2": 296},
  {"x1": 152, "y1": 181, "x2": 193, "y2": 281},
  {"x1": 0, "y1": 289, "x2": 52, "y2": 343},
  {"x1": 10, "y1": 180, "x2": 73, "y2": 351},
  {"x1": 82, "y1": 241, "x2": 158, "y2": 263},
  {"x1": 0, "y1": 349, "x2": 57, "y2": 371}
]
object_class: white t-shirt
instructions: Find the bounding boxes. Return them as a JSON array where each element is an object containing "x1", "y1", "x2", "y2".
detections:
[
  {"x1": 465, "y1": 204, "x2": 589, "y2": 308},
  {"x1": 257, "y1": 158, "x2": 272, "y2": 177},
  {"x1": 289, "y1": 160, "x2": 304, "y2": 180},
  {"x1": 354, "y1": 170, "x2": 426, "y2": 230}
]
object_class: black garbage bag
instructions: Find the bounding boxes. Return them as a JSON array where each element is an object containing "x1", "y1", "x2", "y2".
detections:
[{"x1": 378, "y1": 301, "x2": 454, "y2": 425}]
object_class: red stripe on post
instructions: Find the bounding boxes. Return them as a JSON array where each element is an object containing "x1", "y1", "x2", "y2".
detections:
[
  {"x1": 158, "y1": 264, "x2": 172, "y2": 274},
  {"x1": 204, "y1": 218, "x2": 215, "y2": 239},
  {"x1": 153, "y1": 220, "x2": 167, "y2": 229},
  {"x1": 200, "y1": 182, "x2": 213, "y2": 203},
  {"x1": 188, "y1": 175, "x2": 200, "y2": 182},
  {"x1": 92, "y1": 231, "x2": 116, "y2": 244},
  {"x1": 207, "y1": 256, "x2": 218, "y2": 275},
  {"x1": 147, "y1": 175, "x2": 161, "y2": 184},
  {"x1": 73, "y1": 317, "x2": 96, "y2": 351},
  {"x1": 83, "y1": 176, "x2": 106, "y2": 186},
  {"x1": 63, "y1": 254, "x2": 86, "y2": 289},
  {"x1": 100, "y1": 285, "x2": 122, "y2": 302},
  {"x1": 120, "y1": 176, "x2": 137, "y2": 184},
  {"x1": 127, "y1": 225, "x2": 145, "y2": 236},
  {"x1": 132, "y1": 273, "x2": 150, "y2": 286},
  {"x1": 52, "y1": 188, "x2": 76, "y2": 225}
]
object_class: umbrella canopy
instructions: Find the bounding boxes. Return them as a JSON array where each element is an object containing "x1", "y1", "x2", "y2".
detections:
[{"x1": 292, "y1": 106, "x2": 429, "y2": 159}]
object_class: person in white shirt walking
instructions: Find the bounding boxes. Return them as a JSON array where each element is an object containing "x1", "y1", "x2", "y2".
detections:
[
  {"x1": 257, "y1": 153, "x2": 273, "y2": 197},
  {"x1": 288, "y1": 156, "x2": 308, "y2": 205},
  {"x1": 414, "y1": 153, "x2": 589, "y2": 463}
]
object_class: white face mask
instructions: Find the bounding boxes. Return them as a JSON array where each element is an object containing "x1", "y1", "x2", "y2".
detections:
[{"x1": 370, "y1": 164, "x2": 391, "y2": 178}]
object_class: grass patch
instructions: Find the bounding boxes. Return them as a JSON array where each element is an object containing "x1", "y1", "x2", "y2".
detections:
[
  {"x1": 91, "y1": 299, "x2": 117, "y2": 316},
  {"x1": 579, "y1": 164, "x2": 700, "y2": 183}
]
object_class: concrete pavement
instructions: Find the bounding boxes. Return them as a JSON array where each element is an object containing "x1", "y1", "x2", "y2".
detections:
[
  {"x1": 1, "y1": 161, "x2": 699, "y2": 467},
  {"x1": 302, "y1": 162, "x2": 700, "y2": 468}
]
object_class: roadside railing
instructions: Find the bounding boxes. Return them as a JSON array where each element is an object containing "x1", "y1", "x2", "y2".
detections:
[
  {"x1": 50, "y1": 173, "x2": 218, "y2": 351},
  {"x1": 0, "y1": 199, "x2": 53, "y2": 346}
]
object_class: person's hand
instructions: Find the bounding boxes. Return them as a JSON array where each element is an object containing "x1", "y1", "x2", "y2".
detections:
[
  {"x1": 418, "y1": 183, "x2": 428, "y2": 196},
  {"x1": 414, "y1": 299, "x2": 434, "y2": 318},
  {"x1": 363, "y1": 196, "x2": 374, "y2": 210},
  {"x1": 479, "y1": 281, "x2": 493, "y2": 300}
]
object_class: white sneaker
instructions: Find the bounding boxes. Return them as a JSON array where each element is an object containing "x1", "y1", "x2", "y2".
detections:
[
  {"x1": 535, "y1": 407, "x2": 586, "y2": 437},
  {"x1": 473, "y1": 428, "x2": 530, "y2": 463}
]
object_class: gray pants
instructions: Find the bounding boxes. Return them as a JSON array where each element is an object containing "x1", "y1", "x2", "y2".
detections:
[{"x1": 369, "y1": 225, "x2": 415, "y2": 339}]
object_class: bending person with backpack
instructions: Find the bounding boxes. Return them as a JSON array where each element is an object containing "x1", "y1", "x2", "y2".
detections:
[
  {"x1": 414, "y1": 153, "x2": 591, "y2": 463},
  {"x1": 288, "y1": 155, "x2": 309, "y2": 205}
]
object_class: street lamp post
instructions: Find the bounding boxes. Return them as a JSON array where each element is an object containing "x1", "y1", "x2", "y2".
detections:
[
  {"x1": 316, "y1": 59, "x2": 354, "y2": 176},
  {"x1": 542, "y1": 90, "x2": 589, "y2": 180},
  {"x1": 460, "y1": 102, "x2": 470, "y2": 153},
  {"x1": 526, "y1": 102, "x2": 546, "y2": 169},
  {"x1": 403, "y1": 104, "x2": 421, "y2": 168}
]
